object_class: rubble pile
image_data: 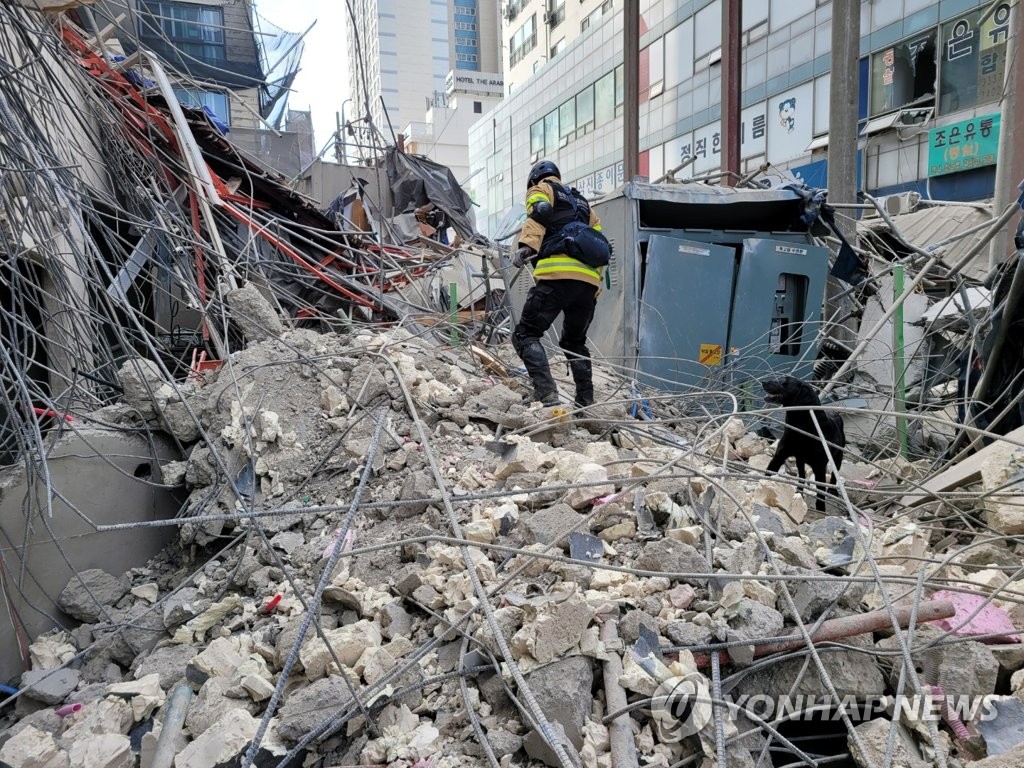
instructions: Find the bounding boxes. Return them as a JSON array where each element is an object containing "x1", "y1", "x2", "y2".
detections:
[{"x1": 3, "y1": 326, "x2": 1024, "y2": 768}]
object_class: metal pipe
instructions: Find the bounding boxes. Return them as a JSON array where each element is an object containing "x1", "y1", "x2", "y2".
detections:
[
  {"x1": 692, "y1": 600, "x2": 955, "y2": 667},
  {"x1": 150, "y1": 684, "x2": 193, "y2": 768},
  {"x1": 600, "y1": 619, "x2": 639, "y2": 768}
]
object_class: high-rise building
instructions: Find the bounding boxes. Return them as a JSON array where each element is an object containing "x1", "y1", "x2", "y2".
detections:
[{"x1": 346, "y1": 0, "x2": 501, "y2": 152}]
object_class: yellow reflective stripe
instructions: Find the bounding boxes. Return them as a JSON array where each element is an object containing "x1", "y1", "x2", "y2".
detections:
[
  {"x1": 592, "y1": 224, "x2": 602, "y2": 231},
  {"x1": 526, "y1": 193, "x2": 550, "y2": 210},
  {"x1": 534, "y1": 257, "x2": 601, "y2": 279}
]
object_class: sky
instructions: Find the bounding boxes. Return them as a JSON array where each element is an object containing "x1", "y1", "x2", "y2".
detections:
[{"x1": 254, "y1": 0, "x2": 351, "y2": 156}]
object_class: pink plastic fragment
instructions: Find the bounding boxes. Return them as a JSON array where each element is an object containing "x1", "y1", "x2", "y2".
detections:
[
  {"x1": 929, "y1": 589, "x2": 1021, "y2": 644},
  {"x1": 341, "y1": 529, "x2": 355, "y2": 553},
  {"x1": 56, "y1": 703, "x2": 82, "y2": 717},
  {"x1": 591, "y1": 495, "x2": 616, "y2": 508}
]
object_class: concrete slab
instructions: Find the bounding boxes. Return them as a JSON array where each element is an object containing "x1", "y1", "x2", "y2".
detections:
[{"x1": 0, "y1": 427, "x2": 182, "y2": 683}]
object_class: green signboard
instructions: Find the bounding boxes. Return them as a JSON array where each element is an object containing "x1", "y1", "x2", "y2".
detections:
[{"x1": 927, "y1": 114, "x2": 1000, "y2": 177}]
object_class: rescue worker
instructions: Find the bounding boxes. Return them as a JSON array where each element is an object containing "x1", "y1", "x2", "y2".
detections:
[{"x1": 511, "y1": 160, "x2": 605, "y2": 408}]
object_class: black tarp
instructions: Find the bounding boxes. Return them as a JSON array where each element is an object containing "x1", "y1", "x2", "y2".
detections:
[{"x1": 385, "y1": 149, "x2": 479, "y2": 242}]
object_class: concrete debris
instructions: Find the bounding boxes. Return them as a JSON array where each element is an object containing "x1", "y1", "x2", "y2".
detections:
[
  {"x1": 8, "y1": 317, "x2": 1024, "y2": 768},
  {"x1": 20, "y1": 669, "x2": 80, "y2": 706},
  {"x1": 57, "y1": 570, "x2": 129, "y2": 623}
]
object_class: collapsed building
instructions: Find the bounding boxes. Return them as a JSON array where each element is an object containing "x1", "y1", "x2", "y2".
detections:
[{"x1": 1, "y1": 4, "x2": 1024, "y2": 768}]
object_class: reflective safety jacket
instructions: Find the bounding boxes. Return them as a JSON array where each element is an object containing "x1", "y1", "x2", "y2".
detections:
[{"x1": 517, "y1": 176, "x2": 605, "y2": 288}]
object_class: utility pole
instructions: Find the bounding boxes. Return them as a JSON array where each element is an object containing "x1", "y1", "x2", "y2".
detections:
[
  {"x1": 623, "y1": 0, "x2": 640, "y2": 182},
  {"x1": 827, "y1": 0, "x2": 861, "y2": 344},
  {"x1": 720, "y1": 0, "x2": 741, "y2": 185},
  {"x1": 828, "y1": 0, "x2": 860, "y2": 239},
  {"x1": 990, "y1": 5, "x2": 1020, "y2": 267}
]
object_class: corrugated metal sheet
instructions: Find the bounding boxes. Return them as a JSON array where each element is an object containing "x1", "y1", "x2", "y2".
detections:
[{"x1": 859, "y1": 204, "x2": 993, "y2": 279}]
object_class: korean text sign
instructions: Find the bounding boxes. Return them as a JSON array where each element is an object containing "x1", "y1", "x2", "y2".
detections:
[{"x1": 927, "y1": 114, "x2": 999, "y2": 177}]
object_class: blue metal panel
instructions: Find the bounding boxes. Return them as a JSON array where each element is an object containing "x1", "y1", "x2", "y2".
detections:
[
  {"x1": 637, "y1": 235, "x2": 737, "y2": 392},
  {"x1": 728, "y1": 238, "x2": 830, "y2": 393}
]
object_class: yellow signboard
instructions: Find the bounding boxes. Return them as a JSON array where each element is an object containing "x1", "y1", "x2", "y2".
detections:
[{"x1": 699, "y1": 344, "x2": 723, "y2": 366}]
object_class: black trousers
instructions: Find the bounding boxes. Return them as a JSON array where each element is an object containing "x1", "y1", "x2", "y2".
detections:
[{"x1": 512, "y1": 279, "x2": 597, "y2": 403}]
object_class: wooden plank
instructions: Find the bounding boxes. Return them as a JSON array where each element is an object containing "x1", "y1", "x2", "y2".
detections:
[{"x1": 900, "y1": 425, "x2": 1024, "y2": 508}]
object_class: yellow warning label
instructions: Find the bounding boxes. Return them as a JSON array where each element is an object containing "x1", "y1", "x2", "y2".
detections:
[{"x1": 699, "y1": 344, "x2": 723, "y2": 366}]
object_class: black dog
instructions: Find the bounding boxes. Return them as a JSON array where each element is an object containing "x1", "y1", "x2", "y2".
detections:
[{"x1": 762, "y1": 376, "x2": 845, "y2": 513}]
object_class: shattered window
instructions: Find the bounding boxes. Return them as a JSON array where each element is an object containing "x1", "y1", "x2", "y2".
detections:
[
  {"x1": 939, "y1": 4, "x2": 1011, "y2": 114},
  {"x1": 173, "y1": 87, "x2": 229, "y2": 124},
  {"x1": 869, "y1": 32, "x2": 936, "y2": 116},
  {"x1": 141, "y1": 2, "x2": 225, "y2": 63}
]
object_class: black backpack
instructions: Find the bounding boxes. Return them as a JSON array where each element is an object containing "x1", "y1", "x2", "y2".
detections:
[{"x1": 538, "y1": 185, "x2": 612, "y2": 268}]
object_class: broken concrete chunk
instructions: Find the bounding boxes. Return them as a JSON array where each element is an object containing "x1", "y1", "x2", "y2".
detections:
[
  {"x1": 225, "y1": 282, "x2": 284, "y2": 341},
  {"x1": 57, "y1": 570, "x2": 129, "y2": 623},
  {"x1": 511, "y1": 592, "x2": 593, "y2": 663},
  {"x1": 185, "y1": 678, "x2": 258, "y2": 737},
  {"x1": 277, "y1": 676, "x2": 352, "y2": 743},
  {"x1": 174, "y1": 709, "x2": 258, "y2": 768},
  {"x1": 106, "y1": 674, "x2": 165, "y2": 721},
  {"x1": 847, "y1": 718, "x2": 929, "y2": 768},
  {"x1": 0, "y1": 726, "x2": 69, "y2": 768},
  {"x1": 525, "y1": 656, "x2": 593, "y2": 750},
  {"x1": 68, "y1": 734, "x2": 133, "y2": 768},
  {"x1": 523, "y1": 504, "x2": 585, "y2": 549},
  {"x1": 20, "y1": 668, "x2": 79, "y2": 706},
  {"x1": 186, "y1": 637, "x2": 245, "y2": 687},
  {"x1": 635, "y1": 539, "x2": 711, "y2": 585},
  {"x1": 981, "y1": 446, "x2": 1024, "y2": 535}
]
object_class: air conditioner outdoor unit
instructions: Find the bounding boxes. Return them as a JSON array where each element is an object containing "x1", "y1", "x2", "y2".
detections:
[{"x1": 879, "y1": 191, "x2": 921, "y2": 217}]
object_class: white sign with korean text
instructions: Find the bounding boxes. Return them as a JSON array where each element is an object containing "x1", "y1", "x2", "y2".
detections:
[{"x1": 741, "y1": 101, "x2": 768, "y2": 159}]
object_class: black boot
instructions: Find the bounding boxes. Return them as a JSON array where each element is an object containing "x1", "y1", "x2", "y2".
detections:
[
  {"x1": 518, "y1": 340, "x2": 559, "y2": 405},
  {"x1": 569, "y1": 358, "x2": 594, "y2": 408}
]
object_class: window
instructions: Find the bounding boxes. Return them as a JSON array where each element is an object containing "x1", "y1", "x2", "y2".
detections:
[
  {"x1": 455, "y1": 21, "x2": 477, "y2": 31},
  {"x1": 939, "y1": 4, "x2": 1011, "y2": 114},
  {"x1": 141, "y1": 2, "x2": 225, "y2": 63},
  {"x1": 530, "y1": 119, "x2": 545, "y2": 155},
  {"x1": 509, "y1": 14, "x2": 537, "y2": 67},
  {"x1": 473, "y1": 101, "x2": 482, "y2": 114},
  {"x1": 551, "y1": 38, "x2": 565, "y2": 59},
  {"x1": 543, "y1": 109, "x2": 559, "y2": 155},
  {"x1": 456, "y1": 36, "x2": 477, "y2": 47},
  {"x1": 549, "y1": 0, "x2": 565, "y2": 28},
  {"x1": 173, "y1": 87, "x2": 229, "y2": 124},
  {"x1": 869, "y1": 32, "x2": 936, "y2": 116},
  {"x1": 559, "y1": 99, "x2": 575, "y2": 142},
  {"x1": 615, "y1": 63, "x2": 625, "y2": 110},
  {"x1": 576, "y1": 85, "x2": 594, "y2": 132},
  {"x1": 456, "y1": 53, "x2": 478, "y2": 63},
  {"x1": 595, "y1": 70, "x2": 615, "y2": 125},
  {"x1": 582, "y1": 1, "x2": 612, "y2": 32}
]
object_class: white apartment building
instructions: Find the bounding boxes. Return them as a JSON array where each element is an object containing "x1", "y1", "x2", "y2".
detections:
[
  {"x1": 471, "y1": 0, "x2": 1012, "y2": 237},
  {"x1": 346, "y1": 0, "x2": 502, "y2": 166},
  {"x1": 503, "y1": 0, "x2": 615, "y2": 92}
]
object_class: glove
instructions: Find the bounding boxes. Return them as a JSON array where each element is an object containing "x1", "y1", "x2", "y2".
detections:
[{"x1": 512, "y1": 246, "x2": 534, "y2": 268}]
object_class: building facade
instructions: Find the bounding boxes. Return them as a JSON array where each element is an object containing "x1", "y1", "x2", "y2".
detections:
[
  {"x1": 470, "y1": 0, "x2": 1012, "y2": 237},
  {"x1": 503, "y1": 0, "x2": 615, "y2": 92},
  {"x1": 346, "y1": 0, "x2": 501, "y2": 152}
]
